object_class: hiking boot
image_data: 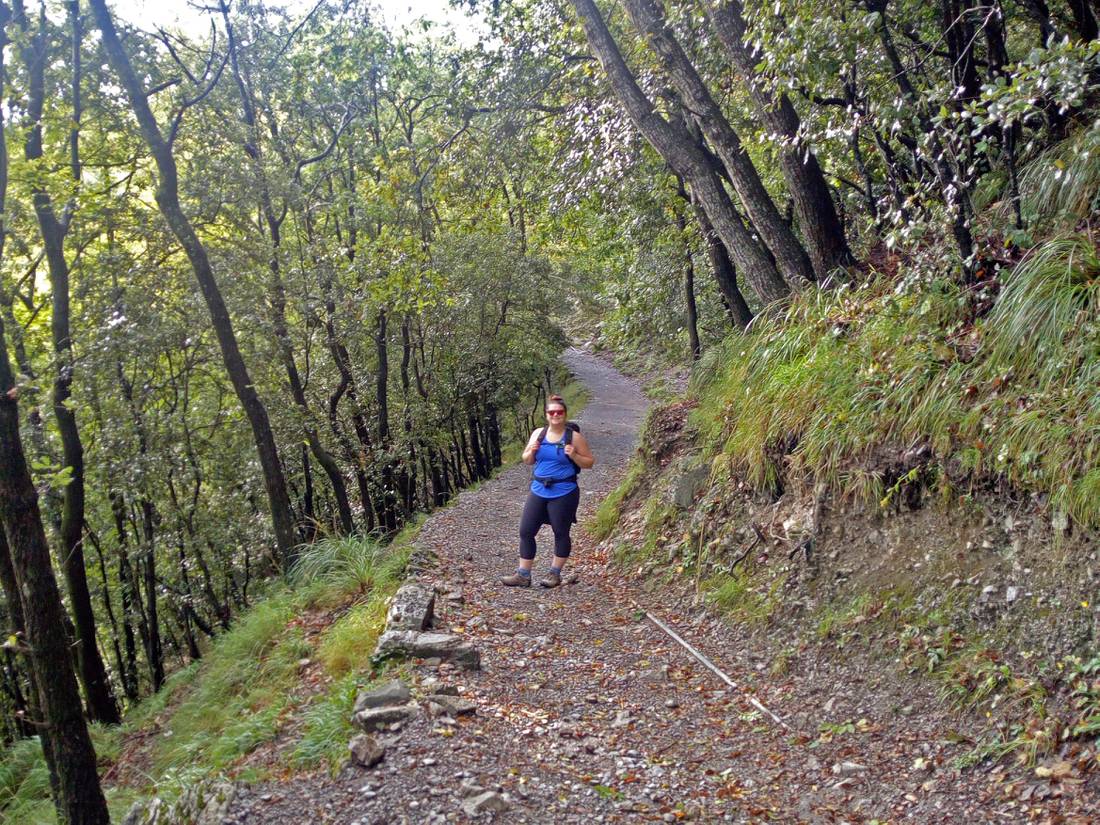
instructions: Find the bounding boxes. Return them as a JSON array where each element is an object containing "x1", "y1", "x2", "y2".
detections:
[
  {"x1": 538, "y1": 569, "x2": 562, "y2": 589},
  {"x1": 500, "y1": 571, "x2": 532, "y2": 587}
]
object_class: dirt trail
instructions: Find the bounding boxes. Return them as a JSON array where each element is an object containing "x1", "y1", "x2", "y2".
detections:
[{"x1": 227, "y1": 348, "x2": 1095, "y2": 824}]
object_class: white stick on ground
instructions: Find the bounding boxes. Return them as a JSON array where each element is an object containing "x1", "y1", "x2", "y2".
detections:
[{"x1": 640, "y1": 605, "x2": 790, "y2": 729}]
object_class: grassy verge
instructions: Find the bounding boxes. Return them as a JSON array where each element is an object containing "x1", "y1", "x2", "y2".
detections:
[
  {"x1": 692, "y1": 234, "x2": 1100, "y2": 528},
  {"x1": 0, "y1": 532, "x2": 416, "y2": 823},
  {"x1": 590, "y1": 457, "x2": 644, "y2": 540},
  {"x1": 0, "y1": 725, "x2": 138, "y2": 824}
]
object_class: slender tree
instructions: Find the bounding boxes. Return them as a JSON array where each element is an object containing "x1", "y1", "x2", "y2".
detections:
[
  {"x1": 218, "y1": 0, "x2": 355, "y2": 535},
  {"x1": 0, "y1": 8, "x2": 109, "y2": 820},
  {"x1": 16, "y1": 0, "x2": 120, "y2": 725},
  {"x1": 89, "y1": 0, "x2": 299, "y2": 569},
  {"x1": 569, "y1": 0, "x2": 790, "y2": 307}
]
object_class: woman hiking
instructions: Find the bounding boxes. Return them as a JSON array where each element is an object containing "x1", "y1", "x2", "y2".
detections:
[{"x1": 501, "y1": 394, "x2": 595, "y2": 589}]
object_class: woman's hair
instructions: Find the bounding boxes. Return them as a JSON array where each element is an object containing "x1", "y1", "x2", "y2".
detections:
[{"x1": 546, "y1": 394, "x2": 567, "y2": 413}]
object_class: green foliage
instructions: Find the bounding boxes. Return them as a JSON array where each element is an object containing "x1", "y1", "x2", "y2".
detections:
[
  {"x1": 290, "y1": 672, "x2": 362, "y2": 771},
  {"x1": 590, "y1": 456, "x2": 644, "y2": 540},
  {"x1": 693, "y1": 239, "x2": 1100, "y2": 527}
]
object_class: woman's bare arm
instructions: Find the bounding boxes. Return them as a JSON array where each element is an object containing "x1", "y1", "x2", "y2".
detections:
[{"x1": 566, "y1": 431, "x2": 595, "y2": 469}]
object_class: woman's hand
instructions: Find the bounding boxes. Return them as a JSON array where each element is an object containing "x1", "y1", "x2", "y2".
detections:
[
  {"x1": 566, "y1": 433, "x2": 595, "y2": 469},
  {"x1": 522, "y1": 430, "x2": 541, "y2": 465}
]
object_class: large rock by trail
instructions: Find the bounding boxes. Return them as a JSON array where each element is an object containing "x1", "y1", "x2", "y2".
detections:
[
  {"x1": 385, "y1": 582, "x2": 436, "y2": 631},
  {"x1": 353, "y1": 678, "x2": 411, "y2": 713},
  {"x1": 352, "y1": 703, "x2": 418, "y2": 732},
  {"x1": 373, "y1": 629, "x2": 480, "y2": 670},
  {"x1": 348, "y1": 733, "x2": 385, "y2": 768}
]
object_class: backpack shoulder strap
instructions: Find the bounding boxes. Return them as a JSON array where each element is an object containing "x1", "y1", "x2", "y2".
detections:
[
  {"x1": 536, "y1": 426, "x2": 548, "y2": 446},
  {"x1": 562, "y1": 426, "x2": 581, "y2": 474}
]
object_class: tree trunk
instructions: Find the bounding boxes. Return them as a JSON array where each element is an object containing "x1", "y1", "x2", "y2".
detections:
[
  {"x1": 0, "y1": 327, "x2": 110, "y2": 825},
  {"x1": 374, "y1": 309, "x2": 399, "y2": 531},
  {"x1": 139, "y1": 498, "x2": 164, "y2": 691},
  {"x1": 0, "y1": 528, "x2": 46, "y2": 742},
  {"x1": 683, "y1": 185, "x2": 753, "y2": 329},
  {"x1": 87, "y1": 529, "x2": 133, "y2": 702},
  {"x1": 624, "y1": 0, "x2": 815, "y2": 291},
  {"x1": 110, "y1": 494, "x2": 141, "y2": 701},
  {"x1": 1067, "y1": 0, "x2": 1099, "y2": 40},
  {"x1": 673, "y1": 201, "x2": 702, "y2": 358},
  {"x1": 19, "y1": 2, "x2": 119, "y2": 725},
  {"x1": 705, "y1": 0, "x2": 854, "y2": 276},
  {"x1": 91, "y1": 0, "x2": 299, "y2": 569},
  {"x1": 569, "y1": 0, "x2": 790, "y2": 308}
]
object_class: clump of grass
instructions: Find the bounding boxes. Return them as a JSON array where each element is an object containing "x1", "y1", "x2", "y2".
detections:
[
  {"x1": 1016, "y1": 124, "x2": 1100, "y2": 230},
  {"x1": 290, "y1": 535, "x2": 390, "y2": 596},
  {"x1": 692, "y1": 231, "x2": 1100, "y2": 528},
  {"x1": 703, "y1": 568, "x2": 786, "y2": 625},
  {"x1": 290, "y1": 671, "x2": 361, "y2": 771},
  {"x1": 590, "y1": 457, "x2": 645, "y2": 540},
  {"x1": 317, "y1": 598, "x2": 390, "y2": 677},
  {"x1": 0, "y1": 737, "x2": 52, "y2": 824}
]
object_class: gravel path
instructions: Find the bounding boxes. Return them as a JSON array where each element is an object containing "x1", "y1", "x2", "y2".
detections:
[{"x1": 227, "y1": 347, "x2": 1097, "y2": 824}]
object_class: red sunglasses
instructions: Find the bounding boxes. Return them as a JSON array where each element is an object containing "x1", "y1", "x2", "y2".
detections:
[{"x1": 546, "y1": 409, "x2": 566, "y2": 416}]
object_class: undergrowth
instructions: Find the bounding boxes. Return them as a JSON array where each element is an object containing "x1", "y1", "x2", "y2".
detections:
[
  {"x1": 591, "y1": 456, "x2": 644, "y2": 540},
  {"x1": 807, "y1": 585, "x2": 1100, "y2": 768},
  {"x1": 691, "y1": 229, "x2": 1100, "y2": 528},
  {"x1": 0, "y1": 725, "x2": 136, "y2": 824},
  {"x1": 1, "y1": 534, "x2": 414, "y2": 822}
]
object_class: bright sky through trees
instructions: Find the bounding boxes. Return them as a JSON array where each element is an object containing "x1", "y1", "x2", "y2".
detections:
[{"x1": 112, "y1": 0, "x2": 484, "y2": 43}]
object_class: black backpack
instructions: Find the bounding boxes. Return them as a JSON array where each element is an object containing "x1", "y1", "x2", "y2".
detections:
[{"x1": 533, "y1": 421, "x2": 581, "y2": 485}]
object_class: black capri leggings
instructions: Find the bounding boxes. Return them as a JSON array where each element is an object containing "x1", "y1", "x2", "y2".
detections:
[{"x1": 518, "y1": 488, "x2": 580, "y2": 560}]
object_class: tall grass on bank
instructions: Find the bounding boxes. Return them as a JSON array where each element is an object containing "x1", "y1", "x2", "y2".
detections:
[
  {"x1": 0, "y1": 725, "x2": 129, "y2": 824},
  {"x1": 145, "y1": 594, "x2": 307, "y2": 786},
  {"x1": 0, "y1": 535, "x2": 415, "y2": 823},
  {"x1": 692, "y1": 232, "x2": 1100, "y2": 527},
  {"x1": 1016, "y1": 125, "x2": 1100, "y2": 230}
]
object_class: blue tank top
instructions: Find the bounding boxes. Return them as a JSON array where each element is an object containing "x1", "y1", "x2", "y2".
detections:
[{"x1": 531, "y1": 432, "x2": 578, "y2": 498}]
